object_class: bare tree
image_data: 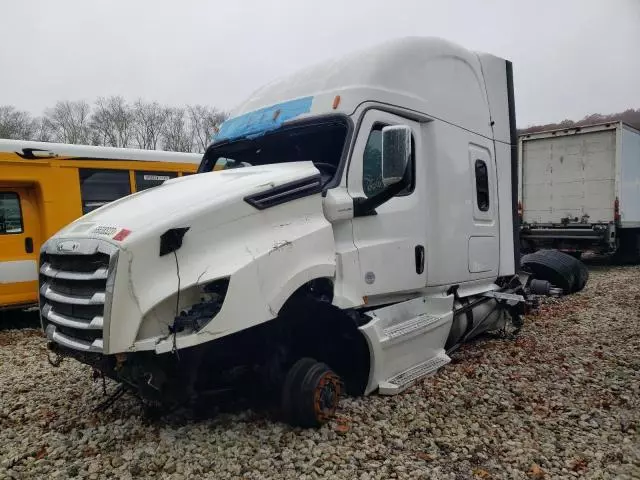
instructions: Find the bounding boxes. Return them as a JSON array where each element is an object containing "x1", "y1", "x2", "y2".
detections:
[
  {"x1": 187, "y1": 105, "x2": 228, "y2": 152},
  {"x1": 32, "y1": 117, "x2": 53, "y2": 142},
  {"x1": 162, "y1": 107, "x2": 193, "y2": 152},
  {"x1": 0, "y1": 106, "x2": 38, "y2": 140},
  {"x1": 91, "y1": 96, "x2": 134, "y2": 147},
  {"x1": 132, "y1": 100, "x2": 169, "y2": 150},
  {"x1": 44, "y1": 100, "x2": 92, "y2": 144},
  {"x1": 3, "y1": 98, "x2": 233, "y2": 149}
]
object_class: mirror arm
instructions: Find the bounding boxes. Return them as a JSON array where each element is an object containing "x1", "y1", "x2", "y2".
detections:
[{"x1": 353, "y1": 168, "x2": 410, "y2": 217}]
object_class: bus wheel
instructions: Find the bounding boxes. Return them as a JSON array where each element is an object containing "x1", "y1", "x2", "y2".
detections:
[{"x1": 281, "y1": 358, "x2": 342, "y2": 427}]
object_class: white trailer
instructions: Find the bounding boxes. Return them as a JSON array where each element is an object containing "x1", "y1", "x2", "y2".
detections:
[
  {"x1": 519, "y1": 122, "x2": 640, "y2": 258},
  {"x1": 38, "y1": 37, "x2": 568, "y2": 426}
]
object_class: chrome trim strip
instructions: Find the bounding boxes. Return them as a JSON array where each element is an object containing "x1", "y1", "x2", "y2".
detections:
[
  {"x1": 40, "y1": 283, "x2": 105, "y2": 305},
  {"x1": 45, "y1": 324, "x2": 103, "y2": 353},
  {"x1": 40, "y1": 263, "x2": 109, "y2": 280},
  {"x1": 44, "y1": 238, "x2": 119, "y2": 257},
  {"x1": 42, "y1": 304, "x2": 103, "y2": 330}
]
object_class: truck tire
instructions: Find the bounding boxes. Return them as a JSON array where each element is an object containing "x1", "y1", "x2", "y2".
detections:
[
  {"x1": 574, "y1": 259, "x2": 589, "y2": 292},
  {"x1": 551, "y1": 250, "x2": 588, "y2": 292},
  {"x1": 281, "y1": 358, "x2": 342, "y2": 428},
  {"x1": 521, "y1": 250, "x2": 579, "y2": 294}
]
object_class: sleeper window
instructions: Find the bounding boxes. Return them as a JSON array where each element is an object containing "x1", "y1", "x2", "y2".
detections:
[
  {"x1": 475, "y1": 159, "x2": 490, "y2": 211},
  {"x1": 362, "y1": 124, "x2": 414, "y2": 197},
  {"x1": 0, "y1": 192, "x2": 23, "y2": 234}
]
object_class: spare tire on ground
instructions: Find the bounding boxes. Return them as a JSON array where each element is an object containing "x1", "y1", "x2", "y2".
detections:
[
  {"x1": 574, "y1": 257, "x2": 589, "y2": 292},
  {"x1": 521, "y1": 249, "x2": 588, "y2": 294}
]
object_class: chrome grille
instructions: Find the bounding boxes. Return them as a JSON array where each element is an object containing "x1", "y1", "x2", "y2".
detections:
[{"x1": 39, "y1": 241, "x2": 117, "y2": 353}]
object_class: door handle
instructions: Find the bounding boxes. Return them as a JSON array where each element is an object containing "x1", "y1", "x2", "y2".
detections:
[
  {"x1": 415, "y1": 245, "x2": 425, "y2": 274},
  {"x1": 25, "y1": 237, "x2": 34, "y2": 254}
]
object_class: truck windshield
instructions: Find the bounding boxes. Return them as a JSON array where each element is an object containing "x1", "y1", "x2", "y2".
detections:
[{"x1": 198, "y1": 118, "x2": 348, "y2": 184}]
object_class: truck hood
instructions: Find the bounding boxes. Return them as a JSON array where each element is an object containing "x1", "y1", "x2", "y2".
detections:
[
  {"x1": 43, "y1": 159, "x2": 338, "y2": 355},
  {"x1": 56, "y1": 161, "x2": 322, "y2": 243}
]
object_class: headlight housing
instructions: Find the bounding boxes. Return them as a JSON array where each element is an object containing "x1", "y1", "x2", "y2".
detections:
[
  {"x1": 135, "y1": 277, "x2": 230, "y2": 342},
  {"x1": 172, "y1": 277, "x2": 230, "y2": 332}
]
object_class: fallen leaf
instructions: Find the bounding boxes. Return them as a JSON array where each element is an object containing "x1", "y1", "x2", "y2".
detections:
[
  {"x1": 334, "y1": 418, "x2": 350, "y2": 434},
  {"x1": 528, "y1": 463, "x2": 546, "y2": 479},
  {"x1": 570, "y1": 457, "x2": 588, "y2": 472},
  {"x1": 35, "y1": 446, "x2": 47, "y2": 460},
  {"x1": 462, "y1": 365, "x2": 477, "y2": 378},
  {"x1": 86, "y1": 415, "x2": 100, "y2": 427},
  {"x1": 416, "y1": 452, "x2": 436, "y2": 462},
  {"x1": 83, "y1": 446, "x2": 98, "y2": 458},
  {"x1": 472, "y1": 467, "x2": 492, "y2": 478}
]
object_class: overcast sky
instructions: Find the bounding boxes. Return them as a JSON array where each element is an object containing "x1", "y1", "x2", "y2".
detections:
[{"x1": 1, "y1": 0, "x2": 638, "y2": 127}]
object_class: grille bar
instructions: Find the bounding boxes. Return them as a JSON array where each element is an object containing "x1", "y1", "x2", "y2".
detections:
[
  {"x1": 45, "y1": 324, "x2": 104, "y2": 353},
  {"x1": 40, "y1": 262, "x2": 109, "y2": 281},
  {"x1": 41, "y1": 283, "x2": 105, "y2": 305},
  {"x1": 42, "y1": 303, "x2": 103, "y2": 330}
]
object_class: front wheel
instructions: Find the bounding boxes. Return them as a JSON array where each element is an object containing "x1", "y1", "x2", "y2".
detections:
[{"x1": 281, "y1": 358, "x2": 342, "y2": 427}]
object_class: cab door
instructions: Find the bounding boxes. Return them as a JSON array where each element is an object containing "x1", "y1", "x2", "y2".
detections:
[
  {"x1": 347, "y1": 110, "x2": 427, "y2": 299},
  {"x1": 0, "y1": 188, "x2": 40, "y2": 308}
]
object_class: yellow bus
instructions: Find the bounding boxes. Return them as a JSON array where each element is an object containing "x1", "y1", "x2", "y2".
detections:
[{"x1": 0, "y1": 139, "x2": 202, "y2": 310}]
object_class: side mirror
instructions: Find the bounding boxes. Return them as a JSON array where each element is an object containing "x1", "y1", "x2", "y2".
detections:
[{"x1": 381, "y1": 125, "x2": 411, "y2": 187}]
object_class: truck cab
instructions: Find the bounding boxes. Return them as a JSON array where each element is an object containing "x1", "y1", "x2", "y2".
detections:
[{"x1": 39, "y1": 37, "x2": 521, "y2": 426}]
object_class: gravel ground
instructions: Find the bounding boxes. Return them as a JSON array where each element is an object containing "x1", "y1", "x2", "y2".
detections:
[{"x1": 1, "y1": 264, "x2": 639, "y2": 480}]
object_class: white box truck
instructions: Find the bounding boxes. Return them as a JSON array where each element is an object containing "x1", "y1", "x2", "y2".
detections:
[
  {"x1": 38, "y1": 37, "x2": 570, "y2": 426},
  {"x1": 519, "y1": 122, "x2": 640, "y2": 259}
]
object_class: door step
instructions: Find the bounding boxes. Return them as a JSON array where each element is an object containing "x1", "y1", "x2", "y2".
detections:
[
  {"x1": 358, "y1": 294, "x2": 455, "y2": 396},
  {"x1": 379, "y1": 350, "x2": 450, "y2": 395},
  {"x1": 383, "y1": 314, "x2": 442, "y2": 343}
]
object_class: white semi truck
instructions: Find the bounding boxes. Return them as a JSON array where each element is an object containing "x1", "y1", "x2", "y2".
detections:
[
  {"x1": 519, "y1": 122, "x2": 640, "y2": 260},
  {"x1": 39, "y1": 37, "x2": 552, "y2": 426}
]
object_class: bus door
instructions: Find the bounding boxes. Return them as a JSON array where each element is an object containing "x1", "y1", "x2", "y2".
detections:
[{"x1": 0, "y1": 187, "x2": 40, "y2": 308}]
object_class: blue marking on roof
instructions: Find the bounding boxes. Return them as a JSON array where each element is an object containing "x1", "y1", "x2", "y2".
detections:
[{"x1": 213, "y1": 96, "x2": 313, "y2": 143}]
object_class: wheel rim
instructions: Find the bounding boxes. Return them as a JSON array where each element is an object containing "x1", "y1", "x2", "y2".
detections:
[{"x1": 313, "y1": 372, "x2": 341, "y2": 422}]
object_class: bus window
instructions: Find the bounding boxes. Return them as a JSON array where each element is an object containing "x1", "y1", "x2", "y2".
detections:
[
  {"x1": 134, "y1": 171, "x2": 177, "y2": 191},
  {"x1": 0, "y1": 192, "x2": 23, "y2": 234},
  {"x1": 79, "y1": 169, "x2": 131, "y2": 214}
]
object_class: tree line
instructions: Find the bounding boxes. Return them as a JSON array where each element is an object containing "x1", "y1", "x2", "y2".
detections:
[
  {"x1": 519, "y1": 108, "x2": 640, "y2": 134},
  {"x1": 0, "y1": 97, "x2": 229, "y2": 153},
  {"x1": 5, "y1": 99, "x2": 637, "y2": 149}
]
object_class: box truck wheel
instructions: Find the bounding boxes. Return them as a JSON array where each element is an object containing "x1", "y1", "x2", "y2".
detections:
[
  {"x1": 616, "y1": 231, "x2": 640, "y2": 264},
  {"x1": 281, "y1": 358, "x2": 342, "y2": 427}
]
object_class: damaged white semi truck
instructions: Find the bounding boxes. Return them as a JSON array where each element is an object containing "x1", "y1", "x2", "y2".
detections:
[{"x1": 40, "y1": 37, "x2": 564, "y2": 426}]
